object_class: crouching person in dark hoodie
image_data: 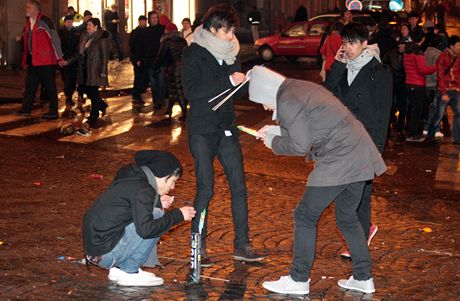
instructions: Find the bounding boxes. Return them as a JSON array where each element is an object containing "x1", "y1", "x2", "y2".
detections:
[
  {"x1": 248, "y1": 66, "x2": 386, "y2": 295},
  {"x1": 83, "y1": 150, "x2": 195, "y2": 286}
]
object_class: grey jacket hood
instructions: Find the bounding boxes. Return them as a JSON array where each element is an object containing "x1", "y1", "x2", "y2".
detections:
[{"x1": 248, "y1": 66, "x2": 286, "y2": 119}]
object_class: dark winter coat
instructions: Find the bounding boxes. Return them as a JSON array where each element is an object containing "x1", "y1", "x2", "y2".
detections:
[
  {"x1": 58, "y1": 26, "x2": 80, "y2": 63},
  {"x1": 143, "y1": 24, "x2": 165, "y2": 66},
  {"x1": 103, "y1": 10, "x2": 119, "y2": 33},
  {"x1": 76, "y1": 29, "x2": 110, "y2": 87},
  {"x1": 382, "y1": 48, "x2": 406, "y2": 86},
  {"x1": 153, "y1": 31, "x2": 188, "y2": 101},
  {"x1": 182, "y1": 43, "x2": 247, "y2": 137},
  {"x1": 83, "y1": 164, "x2": 184, "y2": 256},
  {"x1": 324, "y1": 58, "x2": 393, "y2": 153},
  {"x1": 272, "y1": 79, "x2": 386, "y2": 187},
  {"x1": 129, "y1": 26, "x2": 146, "y2": 64}
]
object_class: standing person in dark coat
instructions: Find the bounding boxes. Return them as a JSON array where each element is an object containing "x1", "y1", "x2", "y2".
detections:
[
  {"x1": 153, "y1": 22, "x2": 188, "y2": 120},
  {"x1": 83, "y1": 150, "x2": 195, "y2": 286},
  {"x1": 383, "y1": 43, "x2": 407, "y2": 138},
  {"x1": 247, "y1": 5, "x2": 261, "y2": 42},
  {"x1": 324, "y1": 22, "x2": 392, "y2": 258},
  {"x1": 247, "y1": 66, "x2": 385, "y2": 295},
  {"x1": 58, "y1": 15, "x2": 80, "y2": 118},
  {"x1": 181, "y1": 3, "x2": 264, "y2": 267},
  {"x1": 294, "y1": 4, "x2": 308, "y2": 22},
  {"x1": 130, "y1": 15, "x2": 148, "y2": 107},
  {"x1": 144, "y1": 11, "x2": 166, "y2": 110},
  {"x1": 104, "y1": 4, "x2": 124, "y2": 61},
  {"x1": 76, "y1": 18, "x2": 110, "y2": 124}
]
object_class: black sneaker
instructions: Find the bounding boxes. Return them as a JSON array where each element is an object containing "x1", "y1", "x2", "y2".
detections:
[
  {"x1": 42, "y1": 111, "x2": 59, "y2": 120},
  {"x1": 405, "y1": 135, "x2": 425, "y2": 142},
  {"x1": 14, "y1": 109, "x2": 31, "y2": 117},
  {"x1": 233, "y1": 246, "x2": 264, "y2": 262}
]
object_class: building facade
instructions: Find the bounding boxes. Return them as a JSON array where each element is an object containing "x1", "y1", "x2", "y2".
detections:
[{"x1": 1, "y1": 0, "x2": 457, "y2": 68}]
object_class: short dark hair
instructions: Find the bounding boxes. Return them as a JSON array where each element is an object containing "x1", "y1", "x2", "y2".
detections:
[
  {"x1": 67, "y1": 6, "x2": 75, "y2": 11},
  {"x1": 202, "y1": 3, "x2": 240, "y2": 31},
  {"x1": 449, "y1": 35, "x2": 460, "y2": 47},
  {"x1": 182, "y1": 17, "x2": 191, "y2": 23},
  {"x1": 138, "y1": 15, "x2": 147, "y2": 21},
  {"x1": 83, "y1": 10, "x2": 92, "y2": 17},
  {"x1": 428, "y1": 34, "x2": 442, "y2": 48},
  {"x1": 88, "y1": 17, "x2": 101, "y2": 29},
  {"x1": 411, "y1": 28, "x2": 425, "y2": 43},
  {"x1": 341, "y1": 22, "x2": 369, "y2": 43}
]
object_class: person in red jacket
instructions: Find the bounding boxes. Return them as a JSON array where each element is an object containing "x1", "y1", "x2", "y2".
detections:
[
  {"x1": 320, "y1": 22, "x2": 344, "y2": 81},
  {"x1": 15, "y1": 0, "x2": 63, "y2": 120},
  {"x1": 403, "y1": 30, "x2": 436, "y2": 142},
  {"x1": 426, "y1": 35, "x2": 460, "y2": 144}
]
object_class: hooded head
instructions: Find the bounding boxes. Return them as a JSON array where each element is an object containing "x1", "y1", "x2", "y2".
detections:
[
  {"x1": 135, "y1": 150, "x2": 182, "y2": 178},
  {"x1": 248, "y1": 66, "x2": 286, "y2": 119},
  {"x1": 135, "y1": 150, "x2": 182, "y2": 196}
]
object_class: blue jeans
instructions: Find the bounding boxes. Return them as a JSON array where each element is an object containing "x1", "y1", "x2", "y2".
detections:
[
  {"x1": 98, "y1": 208, "x2": 164, "y2": 273},
  {"x1": 428, "y1": 90, "x2": 460, "y2": 142}
]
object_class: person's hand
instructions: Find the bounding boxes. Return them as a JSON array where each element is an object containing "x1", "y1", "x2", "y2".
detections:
[
  {"x1": 161, "y1": 195, "x2": 174, "y2": 209},
  {"x1": 231, "y1": 72, "x2": 246, "y2": 85},
  {"x1": 335, "y1": 46, "x2": 346, "y2": 63},
  {"x1": 180, "y1": 206, "x2": 196, "y2": 221},
  {"x1": 112, "y1": 19, "x2": 119, "y2": 23},
  {"x1": 257, "y1": 125, "x2": 280, "y2": 139},
  {"x1": 136, "y1": 61, "x2": 141, "y2": 67},
  {"x1": 441, "y1": 94, "x2": 450, "y2": 103},
  {"x1": 58, "y1": 60, "x2": 68, "y2": 67}
]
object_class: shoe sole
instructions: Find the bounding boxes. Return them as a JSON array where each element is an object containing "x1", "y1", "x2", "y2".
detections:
[
  {"x1": 338, "y1": 281, "x2": 375, "y2": 294},
  {"x1": 233, "y1": 255, "x2": 264, "y2": 262},
  {"x1": 340, "y1": 252, "x2": 351, "y2": 259},
  {"x1": 367, "y1": 225, "x2": 378, "y2": 246},
  {"x1": 116, "y1": 279, "x2": 164, "y2": 286},
  {"x1": 262, "y1": 283, "x2": 309, "y2": 295}
]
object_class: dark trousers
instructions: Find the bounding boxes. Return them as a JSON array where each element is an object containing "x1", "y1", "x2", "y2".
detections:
[
  {"x1": 22, "y1": 65, "x2": 58, "y2": 113},
  {"x1": 290, "y1": 182, "x2": 372, "y2": 282},
  {"x1": 392, "y1": 84, "x2": 407, "y2": 133},
  {"x1": 407, "y1": 85, "x2": 426, "y2": 137},
  {"x1": 357, "y1": 180, "x2": 373, "y2": 240},
  {"x1": 61, "y1": 64, "x2": 78, "y2": 105},
  {"x1": 79, "y1": 85, "x2": 107, "y2": 120},
  {"x1": 131, "y1": 63, "x2": 147, "y2": 102},
  {"x1": 109, "y1": 31, "x2": 124, "y2": 60},
  {"x1": 188, "y1": 130, "x2": 250, "y2": 250},
  {"x1": 148, "y1": 66, "x2": 167, "y2": 107}
]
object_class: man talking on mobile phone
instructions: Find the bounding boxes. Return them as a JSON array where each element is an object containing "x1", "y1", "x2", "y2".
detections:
[{"x1": 324, "y1": 22, "x2": 392, "y2": 259}]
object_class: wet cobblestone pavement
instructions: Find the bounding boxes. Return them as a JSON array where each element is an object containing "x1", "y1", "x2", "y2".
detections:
[{"x1": 0, "y1": 40, "x2": 460, "y2": 300}]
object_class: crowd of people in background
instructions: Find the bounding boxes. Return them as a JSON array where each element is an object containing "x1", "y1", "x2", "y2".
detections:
[
  {"x1": 319, "y1": 7, "x2": 459, "y2": 145},
  {"x1": 14, "y1": 0, "x2": 195, "y2": 133}
]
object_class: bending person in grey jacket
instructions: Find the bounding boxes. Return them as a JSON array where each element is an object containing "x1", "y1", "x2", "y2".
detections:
[{"x1": 248, "y1": 66, "x2": 386, "y2": 296}]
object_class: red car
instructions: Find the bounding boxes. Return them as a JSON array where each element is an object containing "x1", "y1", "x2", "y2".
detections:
[{"x1": 254, "y1": 21, "x2": 329, "y2": 61}]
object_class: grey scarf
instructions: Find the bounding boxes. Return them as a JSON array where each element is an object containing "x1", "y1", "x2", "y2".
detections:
[
  {"x1": 192, "y1": 25, "x2": 240, "y2": 65},
  {"x1": 346, "y1": 43, "x2": 381, "y2": 85}
]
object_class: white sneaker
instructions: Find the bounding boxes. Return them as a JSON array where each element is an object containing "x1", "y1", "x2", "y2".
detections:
[
  {"x1": 338, "y1": 275, "x2": 375, "y2": 294},
  {"x1": 262, "y1": 275, "x2": 309, "y2": 295},
  {"x1": 108, "y1": 267, "x2": 164, "y2": 286},
  {"x1": 435, "y1": 131, "x2": 444, "y2": 138},
  {"x1": 109, "y1": 267, "x2": 156, "y2": 281}
]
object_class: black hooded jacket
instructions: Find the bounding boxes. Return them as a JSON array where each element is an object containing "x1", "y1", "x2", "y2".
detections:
[{"x1": 83, "y1": 164, "x2": 184, "y2": 256}]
